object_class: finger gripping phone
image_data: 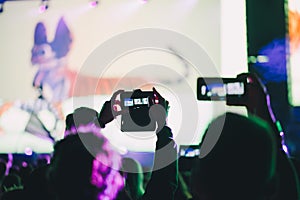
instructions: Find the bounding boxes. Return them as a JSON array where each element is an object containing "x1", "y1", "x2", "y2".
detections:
[
  {"x1": 197, "y1": 77, "x2": 246, "y2": 101},
  {"x1": 120, "y1": 90, "x2": 156, "y2": 132}
]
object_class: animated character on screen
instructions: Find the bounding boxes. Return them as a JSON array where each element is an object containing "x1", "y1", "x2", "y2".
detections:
[
  {"x1": 31, "y1": 17, "x2": 148, "y2": 102},
  {"x1": 31, "y1": 17, "x2": 75, "y2": 102}
]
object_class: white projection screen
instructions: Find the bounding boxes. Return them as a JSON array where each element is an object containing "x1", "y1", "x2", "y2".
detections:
[{"x1": 0, "y1": 0, "x2": 247, "y2": 153}]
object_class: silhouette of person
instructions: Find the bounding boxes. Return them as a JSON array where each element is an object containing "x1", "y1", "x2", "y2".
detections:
[
  {"x1": 191, "y1": 112, "x2": 277, "y2": 200},
  {"x1": 98, "y1": 88, "x2": 178, "y2": 200}
]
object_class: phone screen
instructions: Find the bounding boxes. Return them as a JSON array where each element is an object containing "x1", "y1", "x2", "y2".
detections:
[
  {"x1": 120, "y1": 91, "x2": 156, "y2": 132},
  {"x1": 124, "y1": 97, "x2": 149, "y2": 107},
  {"x1": 226, "y1": 82, "x2": 244, "y2": 95},
  {"x1": 197, "y1": 78, "x2": 245, "y2": 101}
]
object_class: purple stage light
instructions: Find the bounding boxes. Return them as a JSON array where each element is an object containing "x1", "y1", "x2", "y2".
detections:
[
  {"x1": 89, "y1": 1, "x2": 98, "y2": 8},
  {"x1": 39, "y1": 4, "x2": 48, "y2": 13},
  {"x1": 22, "y1": 162, "x2": 28, "y2": 167},
  {"x1": 283, "y1": 144, "x2": 289, "y2": 155}
]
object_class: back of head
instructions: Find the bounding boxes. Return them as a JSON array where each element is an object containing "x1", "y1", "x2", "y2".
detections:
[
  {"x1": 192, "y1": 112, "x2": 277, "y2": 200},
  {"x1": 65, "y1": 107, "x2": 100, "y2": 132},
  {"x1": 49, "y1": 125, "x2": 124, "y2": 200}
]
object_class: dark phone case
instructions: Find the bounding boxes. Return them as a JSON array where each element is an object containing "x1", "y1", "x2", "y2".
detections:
[{"x1": 120, "y1": 91, "x2": 156, "y2": 132}]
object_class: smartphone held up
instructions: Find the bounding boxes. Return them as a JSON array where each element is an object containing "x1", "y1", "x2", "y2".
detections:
[
  {"x1": 197, "y1": 77, "x2": 247, "y2": 104},
  {"x1": 120, "y1": 90, "x2": 156, "y2": 132}
]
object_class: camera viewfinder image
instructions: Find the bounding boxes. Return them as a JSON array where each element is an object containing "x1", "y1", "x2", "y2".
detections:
[
  {"x1": 201, "y1": 83, "x2": 226, "y2": 98},
  {"x1": 124, "y1": 98, "x2": 134, "y2": 107},
  {"x1": 226, "y1": 82, "x2": 244, "y2": 95},
  {"x1": 124, "y1": 97, "x2": 149, "y2": 107}
]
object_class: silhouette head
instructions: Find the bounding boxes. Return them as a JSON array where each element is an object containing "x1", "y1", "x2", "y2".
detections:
[
  {"x1": 49, "y1": 125, "x2": 124, "y2": 200},
  {"x1": 65, "y1": 107, "x2": 100, "y2": 133},
  {"x1": 192, "y1": 112, "x2": 277, "y2": 200}
]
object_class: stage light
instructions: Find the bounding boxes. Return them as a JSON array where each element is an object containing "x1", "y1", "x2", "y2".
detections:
[
  {"x1": 256, "y1": 55, "x2": 269, "y2": 63},
  {"x1": 89, "y1": 0, "x2": 98, "y2": 8},
  {"x1": 22, "y1": 162, "x2": 28, "y2": 167},
  {"x1": 24, "y1": 147, "x2": 33, "y2": 156},
  {"x1": 39, "y1": 0, "x2": 49, "y2": 13},
  {"x1": 248, "y1": 55, "x2": 269, "y2": 64},
  {"x1": 39, "y1": 5, "x2": 47, "y2": 13}
]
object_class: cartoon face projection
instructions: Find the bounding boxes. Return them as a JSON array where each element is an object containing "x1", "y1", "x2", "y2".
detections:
[{"x1": 31, "y1": 17, "x2": 73, "y2": 102}]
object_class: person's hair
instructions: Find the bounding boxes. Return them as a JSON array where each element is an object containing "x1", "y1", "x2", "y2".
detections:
[
  {"x1": 65, "y1": 107, "x2": 100, "y2": 132},
  {"x1": 192, "y1": 112, "x2": 277, "y2": 200},
  {"x1": 49, "y1": 125, "x2": 124, "y2": 200}
]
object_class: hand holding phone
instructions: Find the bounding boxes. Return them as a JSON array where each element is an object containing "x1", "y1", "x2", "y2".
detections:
[
  {"x1": 98, "y1": 90, "x2": 124, "y2": 128},
  {"x1": 120, "y1": 89, "x2": 156, "y2": 132},
  {"x1": 229, "y1": 73, "x2": 276, "y2": 124},
  {"x1": 119, "y1": 87, "x2": 169, "y2": 132}
]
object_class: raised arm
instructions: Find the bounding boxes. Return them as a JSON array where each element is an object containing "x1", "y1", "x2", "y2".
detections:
[
  {"x1": 227, "y1": 72, "x2": 300, "y2": 200},
  {"x1": 98, "y1": 88, "x2": 178, "y2": 200},
  {"x1": 141, "y1": 87, "x2": 178, "y2": 200},
  {"x1": 227, "y1": 73, "x2": 281, "y2": 147}
]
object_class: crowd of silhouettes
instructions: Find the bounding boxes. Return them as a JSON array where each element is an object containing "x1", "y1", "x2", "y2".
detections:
[{"x1": 0, "y1": 73, "x2": 300, "y2": 200}]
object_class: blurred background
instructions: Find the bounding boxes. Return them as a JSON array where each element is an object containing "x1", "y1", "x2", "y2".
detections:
[{"x1": 0, "y1": 0, "x2": 299, "y2": 168}]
